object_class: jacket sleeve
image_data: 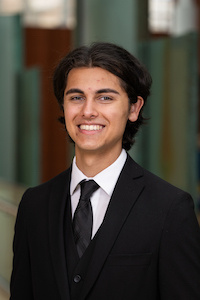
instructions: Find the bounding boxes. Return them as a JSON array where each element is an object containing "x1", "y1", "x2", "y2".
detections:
[
  {"x1": 159, "y1": 193, "x2": 200, "y2": 300},
  {"x1": 10, "y1": 190, "x2": 34, "y2": 300}
]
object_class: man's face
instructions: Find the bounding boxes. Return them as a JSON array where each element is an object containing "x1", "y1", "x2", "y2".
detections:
[{"x1": 63, "y1": 67, "x2": 142, "y2": 158}]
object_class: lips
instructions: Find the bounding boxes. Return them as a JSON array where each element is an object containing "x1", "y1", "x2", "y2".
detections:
[{"x1": 79, "y1": 124, "x2": 104, "y2": 131}]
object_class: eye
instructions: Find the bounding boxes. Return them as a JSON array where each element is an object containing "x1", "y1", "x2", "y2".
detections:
[
  {"x1": 98, "y1": 95, "x2": 113, "y2": 102},
  {"x1": 70, "y1": 95, "x2": 85, "y2": 101}
]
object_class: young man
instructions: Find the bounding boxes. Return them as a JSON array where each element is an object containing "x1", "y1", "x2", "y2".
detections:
[{"x1": 10, "y1": 43, "x2": 200, "y2": 300}]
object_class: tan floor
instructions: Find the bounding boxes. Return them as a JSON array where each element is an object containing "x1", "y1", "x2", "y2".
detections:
[{"x1": 0, "y1": 287, "x2": 9, "y2": 300}]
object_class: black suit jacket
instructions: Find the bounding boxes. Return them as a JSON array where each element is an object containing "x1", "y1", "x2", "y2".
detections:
[{"x1": 10, "y1": 155, "x2": 200, "y2": 299}]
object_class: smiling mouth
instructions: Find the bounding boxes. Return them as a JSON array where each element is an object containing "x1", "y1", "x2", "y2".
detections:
[{"x1": 79, "y1": 124, "x2": 104, "y2": 131}]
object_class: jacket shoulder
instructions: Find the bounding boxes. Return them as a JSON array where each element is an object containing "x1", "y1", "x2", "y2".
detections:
[
  {"x1": 126, "y1": 154, "x2": 192, "y2": 205},
  {"x1": 20, "y1": 168, "x2": 71, "y2": 209},
  {"x1": 143, "y1": 167, "x2": 190, "y2": 197}
]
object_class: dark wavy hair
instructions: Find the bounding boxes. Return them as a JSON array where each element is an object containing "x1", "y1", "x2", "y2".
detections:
[{"x1": 53, "y1": 42, "x2": 152, "y2": 151}]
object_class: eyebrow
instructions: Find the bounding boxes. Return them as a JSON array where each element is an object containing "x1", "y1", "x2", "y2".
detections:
[
  {"x1": 65, "y1": 88, "x2": 84, "y2": 95},
  {"x1": 65, "y1": 88, "x2": 120, "y2": 95},
  {"x1": 96, "y1": 89, "x2": 120, "y2": 95}
]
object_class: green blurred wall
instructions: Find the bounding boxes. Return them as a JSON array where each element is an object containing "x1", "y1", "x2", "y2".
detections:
[
  {"x1": 75, "y1": 0, "x2": 147, "y2": 55},
  {"x1": 0, "y1": 16, "x2": 23, "y2": 182},
  {"x1": 0, "y1": 15, "x2": 40, "y2": 186}
]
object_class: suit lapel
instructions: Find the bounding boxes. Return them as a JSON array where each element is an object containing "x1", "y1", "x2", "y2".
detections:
[
  {"x1": 48, "y1": 168, "x2": 71, "y2": 300},
  {"x1": 80, "y1": 155, "x2": 145, "y2": 300}
]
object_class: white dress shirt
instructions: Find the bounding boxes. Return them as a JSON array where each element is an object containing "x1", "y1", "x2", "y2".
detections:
[{"x1": 70, "y1": 149, "x2": 127, "y2": 238}]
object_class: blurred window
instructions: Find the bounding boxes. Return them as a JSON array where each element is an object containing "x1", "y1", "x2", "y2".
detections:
[
  {"x1": 0, "y1": 0, "x2": 76, "y2": 29},
  {"x1": 149, "y1": 0, "x2": 176, "y2": 34},
  {"x1": 0, "y1": 0, "x2": 24, "y2": 14}
]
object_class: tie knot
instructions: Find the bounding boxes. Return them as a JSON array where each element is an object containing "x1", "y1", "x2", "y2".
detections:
[{"x1": 80, "y1": 180, "x2": 99, "y2": 201}]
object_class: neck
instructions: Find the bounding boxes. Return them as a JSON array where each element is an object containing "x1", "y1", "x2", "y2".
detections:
[{"x1": 75, "y1": 149, "x2": 122, "y2": 177}]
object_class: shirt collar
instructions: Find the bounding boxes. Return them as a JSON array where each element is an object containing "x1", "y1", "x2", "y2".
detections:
[{"x1": 70, "y1": 149, "x2": 127, "y2": 197}]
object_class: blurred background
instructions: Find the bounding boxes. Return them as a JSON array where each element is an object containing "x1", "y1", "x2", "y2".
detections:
[{"x1": 0, "y1": 0, "x2": 200, "y2": 298}]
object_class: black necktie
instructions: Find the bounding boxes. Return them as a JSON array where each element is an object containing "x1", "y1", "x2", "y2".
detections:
[{"x1": 73, "y1": 180, "x2": 99, "y2": 257}]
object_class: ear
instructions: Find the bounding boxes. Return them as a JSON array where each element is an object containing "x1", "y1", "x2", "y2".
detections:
[{"x1": 128, "y1": 96, "x2": 144, "y2": 122}]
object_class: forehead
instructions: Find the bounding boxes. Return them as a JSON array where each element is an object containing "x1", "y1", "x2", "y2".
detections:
[{"x1": 66, "y1": 67, "x2": 124, "y2": 90}]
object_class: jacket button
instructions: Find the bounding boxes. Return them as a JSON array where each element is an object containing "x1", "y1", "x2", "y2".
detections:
[{"x1": 74, "y1": 275, "x2": 81, "y2": 283}]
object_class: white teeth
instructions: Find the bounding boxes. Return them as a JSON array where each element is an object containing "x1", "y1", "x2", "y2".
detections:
[{"x1": 80, "y1": 125, "x2": 103, "y2": 131}]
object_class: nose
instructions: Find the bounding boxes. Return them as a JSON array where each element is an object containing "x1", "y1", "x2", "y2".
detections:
[{"x1": 81, "y1": 99, "x2": 98, "y2": 118}]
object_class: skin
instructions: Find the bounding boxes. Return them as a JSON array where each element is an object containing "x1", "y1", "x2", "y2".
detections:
[{"x1": 63, "y1": 67, "x2": 144, "y2": 177}]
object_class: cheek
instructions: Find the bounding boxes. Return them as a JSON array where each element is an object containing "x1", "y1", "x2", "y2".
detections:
[
  {"x1": 64, "y1": 105, "x2": 76, "y2": 121},
  {"x1": 63, "y1": 108, "x2": 74, "y2": 132},
  {"x1": 107, "y1": 111, "x2": 129, "y2": 135},
  {"x1": 109, "y1": 108, "x2": 130, "y2": 124}
]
